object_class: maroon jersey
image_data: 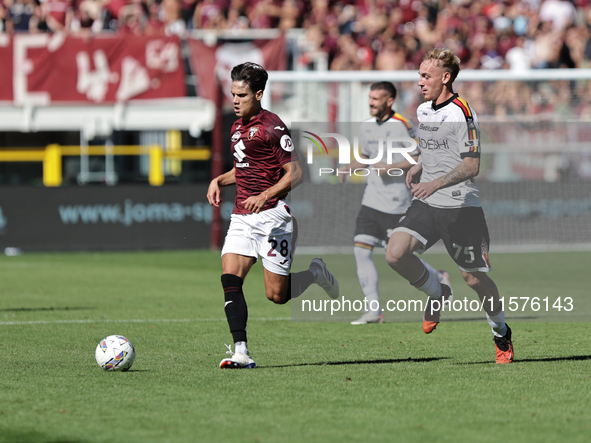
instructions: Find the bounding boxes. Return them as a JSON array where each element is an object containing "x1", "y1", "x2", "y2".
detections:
[{"x1": 230, "y1": 109, "x2": 296, "y2": 215}]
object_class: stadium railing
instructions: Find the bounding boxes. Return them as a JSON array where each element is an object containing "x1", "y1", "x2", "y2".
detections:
[{"x1": 0, "y1": 144, "x2": 210, "y2": 186}]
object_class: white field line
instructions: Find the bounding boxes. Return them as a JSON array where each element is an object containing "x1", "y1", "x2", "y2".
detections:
[{"x1": 0, "y1": 317, "x2": 291, "y2": 326}]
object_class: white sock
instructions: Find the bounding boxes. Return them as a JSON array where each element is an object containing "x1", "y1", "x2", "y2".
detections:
[
  {"x1": 419, "y1": 257, "x2": 441, "y2": 284},
  {"x1": 354, "y1": 246, "x2": 381, "y2": 313},
  {"x1": 411, "y1": 266, "x2": 442, "y2": 299},
  {"x1": 486, "y1": 311, "x2": 507, "y2": 337},
  {"x1": 235, "y1": 341, "x2": 248, "y2": 355}
]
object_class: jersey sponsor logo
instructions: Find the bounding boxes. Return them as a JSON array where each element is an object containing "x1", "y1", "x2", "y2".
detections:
[
  {"x1": 231, "y1": 131, "x2": 241, "y2": 142},
  {"x1": 452, "y1": 190, "x2": 461, "y2": 197},
  {"x1": 418, "y1": 138, "x2": 450, "y2": 150},
  {"x1": 274, "y1": 126, "x2": 285, "y2": 131},
  {"x1": 419, "y1": 123, "x2": 439, "y2": 132},
  {"x1": 280, "y1": 134, "x2": 294, "y2": 152},
  {"x1": 236, "y1": 162, "x2": 249, "y2": 168},
  {"x1": 248, "y1": 127, "x2": 258, "y2": 140},
  {"x1": 233, "y1": 139, "x2": 246, "y2": 162}
]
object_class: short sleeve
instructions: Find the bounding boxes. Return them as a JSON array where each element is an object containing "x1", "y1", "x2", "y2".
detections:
[{"x1": 266, "y1": 121, "x2": 296, "y2": 166}]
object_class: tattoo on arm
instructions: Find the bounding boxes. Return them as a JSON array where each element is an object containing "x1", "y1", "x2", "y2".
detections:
[{"x1": 438, "y1": 162, "x2": 475, "y2": 188}]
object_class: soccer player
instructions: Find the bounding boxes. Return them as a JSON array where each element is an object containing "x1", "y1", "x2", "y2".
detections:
[
  {"x1": 338, "y1": 82, "x2": 452, "y2": 325},
  {"x1": 385, "y1": 48, "x2": 514, "y2": 364},
  {"x1": 207, "y1": 62, "x2": 339, "y2": 369}
]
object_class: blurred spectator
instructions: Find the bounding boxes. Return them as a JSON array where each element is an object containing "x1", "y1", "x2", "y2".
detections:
[
  {"x1": 248, "y1": 0, "x2": 280, "y2": 28},
  {"x1": 480, "y1": 33, "x2": 504, "y2": 69},
  {"x1": 539, "y1": 0, "x2": 576, "y2": 30},
  {"x1": 103, "y1": 0, "x2": 128, "y2": 31},
  {"x1": 0, "y1": 1, "x2": 9, "y2": 33},
  {"x1": 118, "y1": 0, "x2": 146, "y2": 35},
  {"x1": 161, "y1": 0, "x2": 185, "y2": 35},
  {"x1": 374, "y1": 38, "x2": 406, "y2": 71},
  {"x1": 145, "y1": 0, "x2": 165, "y2": 34},
  {"x1": 193, "y1": 0, "x2": 223, "y2": 29},
  {"x1": 226, "y1": 5, "x2": 248, "y2": 29},
  {"x1": 8, "y1": 0, "x2": 37, "y2": 31},
  {"x1": 70, "y1": 0, "x2": 104, "y2": 34},
  {"x1": 278, "y1": 0, "x2": 301, "y2": 31},
  {"x1": 532, "y1": 20, "x2": 560, "y2": 68},
  {"x1": 330, "y1": 33, "x2": 372, "y2": 70},
  {"x1": 505, "y1": 36, "x2": 532, "y2": 70},
  {"x1": 39, "y1": 0, "x2": 74, "y2": 32}
]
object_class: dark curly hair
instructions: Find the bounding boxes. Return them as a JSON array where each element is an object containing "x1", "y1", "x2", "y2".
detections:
[{"x1": 231, "y1": 62, "x2": 268, "y2": 93}]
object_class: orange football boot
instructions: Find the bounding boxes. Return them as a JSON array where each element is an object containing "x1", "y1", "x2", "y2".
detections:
[{"x1": 494, "y1": 324, "x2": 514, "y2": 364}]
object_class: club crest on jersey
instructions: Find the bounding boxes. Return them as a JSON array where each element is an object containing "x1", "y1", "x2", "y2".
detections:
[
  {"x1": 231, "y1": 131, "x2": 241, "y2": 142},
  {"x1": 248, "y1": 127, "x2": 258, "y2": 140}
]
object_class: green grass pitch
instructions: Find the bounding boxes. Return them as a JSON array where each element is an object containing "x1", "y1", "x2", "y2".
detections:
[{"x1": 0, "y1": 250, "x2": 590, "y2": 443}]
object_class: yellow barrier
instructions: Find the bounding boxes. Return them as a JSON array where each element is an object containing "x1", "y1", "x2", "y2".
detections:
[
  {"x1": 149, "y1": 146, "x2": 164, "y2": 186},
  {"x1": 0, "y1": 151, "x2": 46, "y2": 161},
  {"x1": 0, "y1": 145, "x2": 211, "y2": 187},
  {"x1": 43, "y1": 144, "x2": 62, "y2": 187}
]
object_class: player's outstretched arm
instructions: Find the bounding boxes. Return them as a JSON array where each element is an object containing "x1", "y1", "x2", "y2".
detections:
[
  {"x1": 242, "y1": 160, "x2": 302, "y2": 214},
  {"x1": 207, "y1": 168, "x2": 236, "y2": 207},
  {"x1": 411, "y1": 157, "x2": 479, "y2": 200}
]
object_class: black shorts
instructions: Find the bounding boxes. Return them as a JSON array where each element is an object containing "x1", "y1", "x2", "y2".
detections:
[
  {"x1": 354, "y1": 205, "x2": 405, "y2": 245},
  {"x1": 396, "y1": 200, "x2": 492, "y2": 272}
]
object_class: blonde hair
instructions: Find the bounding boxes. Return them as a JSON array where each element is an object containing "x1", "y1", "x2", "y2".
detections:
[{"x1": 421, "y1": 48, "x2": 461, "y2": 83}]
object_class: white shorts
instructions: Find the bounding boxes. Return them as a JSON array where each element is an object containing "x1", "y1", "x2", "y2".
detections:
[{"x1": 221, "y1": 200, "x2": 294, "y2": 276}]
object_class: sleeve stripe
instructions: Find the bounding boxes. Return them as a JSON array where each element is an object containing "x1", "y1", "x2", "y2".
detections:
[
  {"x1": 452, "y1": 98, "x2": 472, "y2": 117},
  {"x1": 452, "y1": 98, "x2": 478, "y2": 143},
  {"x1": 392, "y1": 113, "x2": 412, "y2": 130}
]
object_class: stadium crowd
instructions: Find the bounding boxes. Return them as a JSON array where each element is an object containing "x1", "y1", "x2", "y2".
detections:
[
  {"x1": 1, "y1": 0, "x2": 591, "y2": 71},
  {"x1": 1, "y1": 0, "x2": 590, "y2": 118}
]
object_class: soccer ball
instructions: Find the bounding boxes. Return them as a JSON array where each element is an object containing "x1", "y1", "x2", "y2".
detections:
[{"x1": 95, "y1": 335, "x2": 135, "y2": 371}]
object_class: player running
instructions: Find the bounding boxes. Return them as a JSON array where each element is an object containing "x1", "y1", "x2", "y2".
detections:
[
  {"x1": 338, "y1": 81, "x2": 453, "y2": 325},
  {"x1": 207, "y1": 62, "x2": 339, "y2": 369},
  {"x1": 385, "y1": 49, "x2": 514, "y2": 364}
]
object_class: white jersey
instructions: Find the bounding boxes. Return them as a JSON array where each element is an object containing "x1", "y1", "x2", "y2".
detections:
[
  {"x1": 416, "y1": 94, "x2": 481, "y2": 208},
  {"x1": 360, "y1": 112, "x2": 418, "y2": 214}
]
